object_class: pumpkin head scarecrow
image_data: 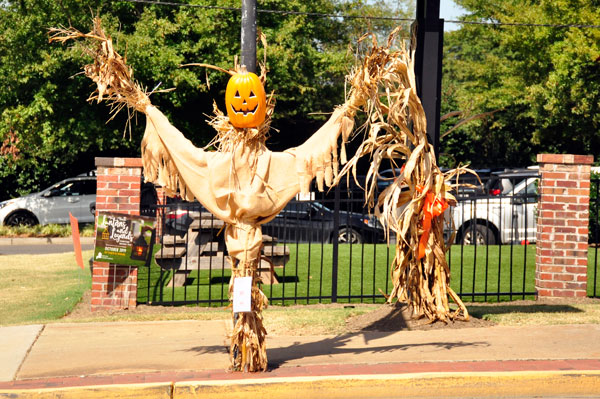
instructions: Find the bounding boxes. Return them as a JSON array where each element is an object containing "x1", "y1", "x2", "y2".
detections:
[
  {"x1": 225, "y1": 65, "x2": 267, "y2": 128},
  {"x1": 50, "y1": 19, "x2": 469, "y2": 373}
]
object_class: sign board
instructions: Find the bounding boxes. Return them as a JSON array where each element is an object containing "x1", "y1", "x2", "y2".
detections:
[{"x1": 93, "y1": 212, "x2": 160, "y2": 267}]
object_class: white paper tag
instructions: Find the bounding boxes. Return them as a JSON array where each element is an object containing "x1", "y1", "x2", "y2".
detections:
[
  {"x1": 295, "y1": 192, "x2": 315, "y2": 201},
  {"x1": 233, "y1": 277, "x2": 252, "y2": 313}
]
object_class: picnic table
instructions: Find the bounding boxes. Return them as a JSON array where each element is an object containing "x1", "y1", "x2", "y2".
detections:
[{"x1": 155, "y1": 212, "x2": 289, "y2": 287}]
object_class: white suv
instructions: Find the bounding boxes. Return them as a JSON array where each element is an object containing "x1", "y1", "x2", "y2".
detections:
[
  {"x1": 0, "y1": 173, "x2": 96, "y2": 226},
  {"x1": 451, "y1": 175, "x2": 538, "y2": 245}
]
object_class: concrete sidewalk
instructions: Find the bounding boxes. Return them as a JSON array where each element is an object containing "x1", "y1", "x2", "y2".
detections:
[{"x1": 1, "y1": 320, "x2": 600, "y2": 397}]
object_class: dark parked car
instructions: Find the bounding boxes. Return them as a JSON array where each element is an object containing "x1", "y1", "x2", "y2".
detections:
[{"x1": 262, "y1": 200, "x2": 384, "y2": 244}]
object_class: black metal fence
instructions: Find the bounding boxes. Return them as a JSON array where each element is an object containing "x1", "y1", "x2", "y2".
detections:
[{"x1": 136, "y1": 174, "x2": 600, "y2": 306}]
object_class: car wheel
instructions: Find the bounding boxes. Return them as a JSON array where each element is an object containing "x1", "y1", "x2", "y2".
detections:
[
  {"x1": 461, "y1": 224, "x2": 496, "y2": 245},
  {"x1": 338, "y1": 227, "x2": 362, "y2": 244},
  {"x1": 5, "y1": 211, "x2": 38, "y2": 226}
]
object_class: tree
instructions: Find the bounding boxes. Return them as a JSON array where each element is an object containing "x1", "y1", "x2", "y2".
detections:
[
  {"x1": 0, "y1": 0, "x2": 412, "y2": 201},
  {"x1": 440, "y1": 0, "x2": 600, "y2": 169}
]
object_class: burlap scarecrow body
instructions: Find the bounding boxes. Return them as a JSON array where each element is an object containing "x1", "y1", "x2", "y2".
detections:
[{"x1": 142, "y1": 103, "x2": 353, "y2": 371}]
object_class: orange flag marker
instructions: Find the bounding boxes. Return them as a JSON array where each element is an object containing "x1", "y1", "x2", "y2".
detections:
[{"x1": 69, "y1": 213, "x2": 84, "y2": 269}]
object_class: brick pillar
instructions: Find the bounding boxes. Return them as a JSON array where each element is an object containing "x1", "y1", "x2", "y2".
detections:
[
  {"x1": 92, "y1": 157, "x2": 143, "y2": 311},
  {"x1": 536, "y1": 154, "x2": 594, "y2": 298}
]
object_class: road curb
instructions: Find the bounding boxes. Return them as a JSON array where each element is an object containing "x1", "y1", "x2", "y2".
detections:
[
  {"x1": 174, "y1": 370, "x2": 600, "y2": 398},
  {"x1": 3, "y1": 370, "x2": 600, "y2": 399},
  {"x1": 0, "y1": 381, "x2": 172, "y2": 399}
]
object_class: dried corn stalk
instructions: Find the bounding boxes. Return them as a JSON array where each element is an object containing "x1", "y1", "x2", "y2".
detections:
[
  {"x1": 48, "y1": 19, "x2": 167, "y2": 137},
  {"x1": 336, "y1": 28, "x2": 470, "y2": 322},
  {"x1": 228, "y1": 260, "x2": 269, "y2": 371}
]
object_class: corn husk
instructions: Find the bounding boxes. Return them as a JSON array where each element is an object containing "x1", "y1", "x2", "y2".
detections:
[{"x1": 335, "y1": 29, "x2": 471, "y2": 322}]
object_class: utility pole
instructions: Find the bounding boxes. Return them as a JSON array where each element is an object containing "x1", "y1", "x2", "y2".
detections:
[
  {"x1": 413, "y1": 0, "x2": 444, "y2": 159},
  {"x1": 241, "y1": 0, "x2": 257, "y2": 73}
]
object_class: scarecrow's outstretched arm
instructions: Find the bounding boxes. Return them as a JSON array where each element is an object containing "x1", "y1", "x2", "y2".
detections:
[
  {"x1": 141, "y1": 105, "x2": 208, "y2": 201},
  {"x1": 49, "y1": 20, "x2": 233, "y2": 219},
  {"x1": 285, "y1": 107, "x2": 354, "y2": 194}
]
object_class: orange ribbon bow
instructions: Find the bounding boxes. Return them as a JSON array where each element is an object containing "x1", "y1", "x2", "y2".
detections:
[{"x1": 417, "y1": 188, "x2": 448, "y2": 260}]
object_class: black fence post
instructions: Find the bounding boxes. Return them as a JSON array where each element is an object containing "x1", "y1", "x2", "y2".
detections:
[
  {"x1": 331, "y1": 184, "x2": 340, "y2": 302},
  {"x1": 413, "y1": 0, "x2": 444, "y2": 159}
]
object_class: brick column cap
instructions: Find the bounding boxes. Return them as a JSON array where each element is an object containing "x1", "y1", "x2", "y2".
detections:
[
  {"x1": 95, "y1": 157, "x2": 143, "y2": 168},
  {"x1": 537, "y1": 154, "x2": 594, "y2": 165}
]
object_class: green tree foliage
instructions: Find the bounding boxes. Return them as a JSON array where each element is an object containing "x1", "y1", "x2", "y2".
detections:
[
  {"x1": 440, "y1": 0, "x2": 600, "y2": 169},
  {"x1": 0, "y1": 0, "x2": 411, "y2": 201}
]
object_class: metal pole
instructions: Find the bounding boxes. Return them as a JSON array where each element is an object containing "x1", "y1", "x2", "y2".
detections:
[
  {"x1": 241, "y1": 0, "x2": 257, "y2": 73},
  {"x1": 413, "y1": 0, "x2": 444, "y2": 159}
]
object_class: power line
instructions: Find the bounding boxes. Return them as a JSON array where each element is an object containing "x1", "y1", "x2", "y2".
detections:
[
  {"x1": 117, "y1": 0, "x2": 413, "y2": 22},
  {"x1": 118, "y1": 0, "x2": 600, "y2": 29},
  {"x1": 445, "y1": 19, "x2": 600, "y2": 29}
]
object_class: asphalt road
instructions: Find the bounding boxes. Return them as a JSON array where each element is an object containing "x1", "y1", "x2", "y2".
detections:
[{"x1": 0, "y1": 238, "x2": 95, "y2": 256}]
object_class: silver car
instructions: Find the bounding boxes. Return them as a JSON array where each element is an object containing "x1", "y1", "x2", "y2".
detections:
[
  {"x1": 452, "y1": 175, "x2": 538, "y2": 245},
  {"x1": 0, "y1": 173, "x2": 96, "y2": 226}
]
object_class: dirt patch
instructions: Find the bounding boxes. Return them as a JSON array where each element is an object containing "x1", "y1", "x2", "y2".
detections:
[
  {"x1": 344, "y1": 302, "x2": 495, "y2": 332},
  {"x1": 64, "y1": 291, "x2": 496, "y2": 332}
]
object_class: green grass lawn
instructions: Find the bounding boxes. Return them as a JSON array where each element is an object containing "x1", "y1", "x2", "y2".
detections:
[
  {"x1": 0, "y1": 250, "x2": 92, "y2": 325},
  {"x1": 2, "y1": 246, "x2": 599, "y2": 327},
  {"x1": 0, "y1": 224, "x2": 95, "y2": 237},
  {"x1": 138, "y1": 243, "x2": 600, "y2": 305},
  {"x1": 447, "y1": 244, "x2": 537, "y2": 302}
]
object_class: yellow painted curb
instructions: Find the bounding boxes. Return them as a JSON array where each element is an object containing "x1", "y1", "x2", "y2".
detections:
[
  {"x1": 0, "y1": 381, "x2": 172, "y2": 399},
  {"x1": 174, "y1": 370, "x2": 600, "y2": 399},
  {"x1": 3, "y1": 371, "x2": 600, "y2": 399}
]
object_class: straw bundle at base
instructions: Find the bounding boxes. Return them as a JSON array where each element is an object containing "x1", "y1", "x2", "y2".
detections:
[{"x1": 228, "y1": 259, "x2": 268, "y2": 371}]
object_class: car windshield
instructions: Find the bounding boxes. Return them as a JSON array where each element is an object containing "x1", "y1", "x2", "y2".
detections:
[
  {"x1": 505, "y1": 177, "x2": 538, "y2": 196},
  {"x1": 500, "y1": 175, "x2": 539, "y2": 195}
]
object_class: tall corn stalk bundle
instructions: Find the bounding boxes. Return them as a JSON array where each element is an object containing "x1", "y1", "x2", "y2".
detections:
[{"x1": 337, "y1": 29, "x2": 470, "y2": 322}]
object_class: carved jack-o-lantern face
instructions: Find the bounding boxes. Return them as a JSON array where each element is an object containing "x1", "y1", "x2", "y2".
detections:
[{"x1": 225, "y1": 66, "x2": 266, "y2": 128}]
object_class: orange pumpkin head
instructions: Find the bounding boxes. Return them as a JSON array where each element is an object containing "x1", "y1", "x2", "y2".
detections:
[{"x1": 225, "y1": 65, "x2": 266, "y2": 128}]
